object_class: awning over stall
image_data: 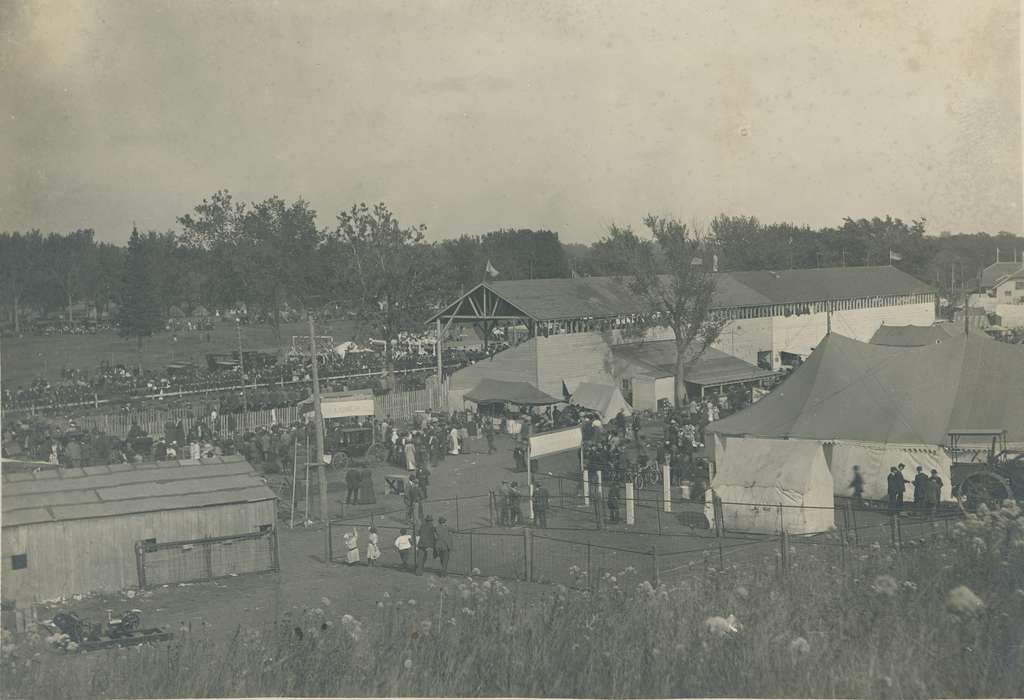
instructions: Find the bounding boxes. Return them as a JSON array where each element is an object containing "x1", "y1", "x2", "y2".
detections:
[{"x1": 463, "y1": 379, "x2": 563, "y2": 406}]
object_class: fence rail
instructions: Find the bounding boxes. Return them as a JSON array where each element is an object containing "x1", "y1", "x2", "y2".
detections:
[{"x1": 33, "y1": 381, "x2": 448, "y2": 439}]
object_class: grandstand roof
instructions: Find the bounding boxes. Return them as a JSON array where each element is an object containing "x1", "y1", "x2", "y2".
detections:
[
  {"x1": 2, "y1": 455, "x2": 275, "y2": 528},
  {"x1": 430, "y1": 266, "x2": 933, "y2": 323}
]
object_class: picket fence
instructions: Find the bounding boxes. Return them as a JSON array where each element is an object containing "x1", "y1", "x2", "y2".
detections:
[{"x1": 71, "y1": 381, "x2": 448, "y2": 438}]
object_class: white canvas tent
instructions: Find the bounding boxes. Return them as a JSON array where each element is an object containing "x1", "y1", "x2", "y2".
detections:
[
  {"x1": 709, "y1": 436, "x2": 834, "y2": 534},
  {"x1": 570, "y1": 382, "x2": 632, "y2": 422}
]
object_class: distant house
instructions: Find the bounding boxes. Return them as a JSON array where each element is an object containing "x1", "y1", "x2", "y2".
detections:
[
  {"x1": 991, "y1": 267, "x2": 1024, "y2": 305},
  {"x1": 980, "y1": 261, "x2": 1024, "y2": 292}
]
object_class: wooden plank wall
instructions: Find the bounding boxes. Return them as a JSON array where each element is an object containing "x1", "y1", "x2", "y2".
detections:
[{"x1": 1, "y1": 499, "x2": 277, "y2": 605}]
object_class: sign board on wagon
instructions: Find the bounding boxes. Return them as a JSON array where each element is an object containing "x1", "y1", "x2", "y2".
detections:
[{"x1": 528, "y1": 425, "x2": 583, "y2": 459}]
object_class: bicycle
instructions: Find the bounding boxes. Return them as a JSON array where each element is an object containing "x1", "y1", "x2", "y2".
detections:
[{"x1": 634, "y1": 462, "x2": 662, "y2": 491}]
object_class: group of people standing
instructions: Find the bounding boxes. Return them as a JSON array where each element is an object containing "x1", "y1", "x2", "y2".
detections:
[{"x1": 848, "y1": 463, "x2": 944, "y2": 515}]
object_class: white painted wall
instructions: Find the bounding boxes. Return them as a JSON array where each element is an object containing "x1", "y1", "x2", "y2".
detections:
[{"x1": 772, "y1": 302, "x2": 935, "y2": 360}]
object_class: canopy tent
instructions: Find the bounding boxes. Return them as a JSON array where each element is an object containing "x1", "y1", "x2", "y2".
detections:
[
  {"x1": 708, "y1": 437, "x2": 834, "y2": 534},
  {"x1": 611, "y1": 341, "x2": 776, "y2": 388},
  {"x1": 463, "y1": 379, "x2": 562, "y2": 406},
  {"x1": 708, "y1": 333, "x2": 1024, "y2": 501},
  {"x1": 570, "y1": 382, "x2": 632, "y2": 422}
]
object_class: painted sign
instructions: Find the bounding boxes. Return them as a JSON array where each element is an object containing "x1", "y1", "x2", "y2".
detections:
[{"x1": 528, "y1": 425, "x2": 583, "y2": 459}]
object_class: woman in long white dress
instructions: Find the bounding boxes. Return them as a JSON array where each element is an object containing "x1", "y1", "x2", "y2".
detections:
[
  {"x1": 343, "y1": 528, "x2": 360, "y2": 565},
  {"x1": 448, "y1": 427, "x2": 461, "y2": 455}
]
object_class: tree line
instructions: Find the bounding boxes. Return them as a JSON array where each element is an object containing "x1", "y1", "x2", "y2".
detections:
[{"x1": 3, "y1": 195, "x2": 1022, "y2": 367}]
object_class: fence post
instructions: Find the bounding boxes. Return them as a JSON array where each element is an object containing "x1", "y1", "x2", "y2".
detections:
[
  {"x1": 651, "y1": 544, "x2": 659, "y2": 587},
  {"x1": 656, "y1": 501, "x2": 662, "y2": 535},
  {"x1": 469, "y1": 532, "x2": 474, "y2": 574},
  {"x1": 455, "y1": 495, "x2": 461, "y2": 531},
  {"x1": 662, "y1": 462, "x2": 672, "y2": 512},
  {"x1": 204, "y1": 542, "x2": 214, "y2": 580},
  {"x1": 896, "y1": 514, "x2": 903, "y2": 550},
  {"x1": 586, "y1": 541, "x2": 593, "y2": 590},
  {"x1": 851, "y1": 503, "x2": 860, "y2": 546},
  {"x1": 272, "y1": 527, "x2": 281, "y2": 571},
  {"x1": 582, "y1": 469, "x2": 590, "y2": 506},
  {"x1": 594, "y1": 492, "x2": 604, "y2": 530},
  {"x1": 840, "y1": 528, "x2": 847, "y2": 572},
  {"x1": 523, "y1": 528, "x2": 532, "y2": 582},
  {"x1": 488, "y1": 491, "x2": 494, "y2": 527},
  {"x1": 780, "y1": 529, "x2": 789, "y2": 576},
  {"x1": 134, "y1": 542, "x2": 147, "y2": 588},
  {"x1": 890, "y1": 514, "x2": 899, "y2": 549},
  {"x1": 625, "y1": 481, "x2": 635, "y2": 526}
]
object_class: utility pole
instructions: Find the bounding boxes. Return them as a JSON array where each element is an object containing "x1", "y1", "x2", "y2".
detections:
[
  {"x1": 308, "y1": 312, "x2": 332, "y2": 560},
  {"x1": 826, "y1": 301, "x2": 832, "y2": 335},
  {"x1": 236, "y1": 318, "x2": 247, "y2": 412}
]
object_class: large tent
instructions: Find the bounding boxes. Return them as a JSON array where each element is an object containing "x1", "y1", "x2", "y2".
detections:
[
  {"x1": 464, "y1": 379, "x2": 562, "y2": 406},
  {"x1": 708, "y1": 333, "x2": 1024, "y2": 505},
  {"x1": 569, "y1": 382, "x2": 632, "y2": 422},
  {"x1": 708, "y1": 437, "x2": 834, "y2": 534}
]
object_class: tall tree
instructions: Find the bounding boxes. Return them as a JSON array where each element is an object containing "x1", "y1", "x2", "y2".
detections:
[
  {"x1": 331, "y1": 203, "x2": 449, "y2": 390},
  {"x1": 0, "y1": 230, "x2": 45, "y2": 333},
  {"x1": 178, "y1": 190, "x2": 324, "y2": 336},
  {"x1": 116, "y1": 226, "x2": 164, "y2": 355},
  {"x1": 602, "y1": 216, "x2": 726, "y2": 406}
]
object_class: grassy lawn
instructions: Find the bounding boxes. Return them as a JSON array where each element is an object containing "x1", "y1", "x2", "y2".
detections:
[{"x1": 1, "y1": 319, "x2": 358, "y2": 387}]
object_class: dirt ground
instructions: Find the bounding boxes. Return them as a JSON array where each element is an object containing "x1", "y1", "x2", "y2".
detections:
[{"x1": 31, "y1": 427, "x2": 939, "y2": 645}]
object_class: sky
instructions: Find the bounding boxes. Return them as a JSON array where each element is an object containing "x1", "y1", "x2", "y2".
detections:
[{"x1": 1, "y1": 0, "x2": 1021, "y2": 244}]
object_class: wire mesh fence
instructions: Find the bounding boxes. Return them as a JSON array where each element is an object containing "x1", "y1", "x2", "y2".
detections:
[
  {"x1": 135, "y1": 529, "x2": 279, "y2": 587},
  {"x1": 327, "y1": 486, "x2": 967, "y2": 590}
]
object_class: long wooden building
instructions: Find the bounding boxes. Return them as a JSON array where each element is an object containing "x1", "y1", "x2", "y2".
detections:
[{"x1": 430, "y1": 266, "x2": 936, "y2": 410}]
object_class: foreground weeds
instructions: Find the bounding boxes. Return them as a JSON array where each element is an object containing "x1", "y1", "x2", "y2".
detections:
[{"x1": 3, "y1": 503, "x2": 1024, "y2": 698}]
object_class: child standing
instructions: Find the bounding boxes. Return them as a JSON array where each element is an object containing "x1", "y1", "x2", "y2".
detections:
[
  {"x1": 394, "y1": 528, "x2": 413, "y2": 570},
  {"x1": 343, "y1": 528, "x2": 360, "y2": 565},
  {"x1": 366, "y1": 527, "x2": 381, "y2": 566}
]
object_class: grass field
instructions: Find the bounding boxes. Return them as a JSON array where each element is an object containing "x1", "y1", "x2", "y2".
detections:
[
  {"x1": 0, "y1": 319, "x2": 358, "y2": 387},
  {"x1": 3, "y1": 501, "x2": 1021, "y2": 698}
]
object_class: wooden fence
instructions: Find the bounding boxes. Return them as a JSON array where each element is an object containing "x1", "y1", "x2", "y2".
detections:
[{"x1": 67, "y1": 381, "x2": 448, "y2": 438}]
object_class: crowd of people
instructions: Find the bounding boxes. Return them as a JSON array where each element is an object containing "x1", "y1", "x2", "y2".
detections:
[{"x1": 1, "y1": 347, "x2": 489, "y2": 412}]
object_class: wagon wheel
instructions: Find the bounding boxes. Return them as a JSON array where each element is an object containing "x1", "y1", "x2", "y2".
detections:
[
  {"x1": 120, "y1": 610, "x2": 141, "y2": 631},
  {"x1": 52, "y1": 612, "x2": 82, "y2": 642},
  {"x1": 367, "y1": 443, "x2": 389, "y2": 464},
  {"x1": 956, "y1": 471, "x2": 1013, "y2": 514}
]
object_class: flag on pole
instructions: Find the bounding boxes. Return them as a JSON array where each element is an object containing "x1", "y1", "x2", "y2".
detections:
[
  {"x1": 485, "y1": 260, "x2": 500, "y2": 278},
  {"x1": 889, "y1": 250, "x2": 903, "y2": 262}
]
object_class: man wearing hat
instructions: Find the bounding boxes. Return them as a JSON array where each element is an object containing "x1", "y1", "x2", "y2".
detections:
[
  {"x1": 434, "y1": 516, "x2": 453, "y2": 576},
  {"x1": 415, "y1": 515, "x2": 437, "y2": 576}
]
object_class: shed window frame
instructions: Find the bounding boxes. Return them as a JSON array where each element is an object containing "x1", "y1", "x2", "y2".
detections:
[{"x1": 11, "y1": 554, "x2": 27, "y2": 570}]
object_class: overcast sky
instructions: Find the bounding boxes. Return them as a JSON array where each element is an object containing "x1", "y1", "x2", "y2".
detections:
[{"x1": 2, "y1": 0, "x2": 1020, "y2": 244}]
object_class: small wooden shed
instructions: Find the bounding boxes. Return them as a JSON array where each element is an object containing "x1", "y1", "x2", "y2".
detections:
[{"x1": 1, "y1": 456, "x2": 278, "y2": 607}]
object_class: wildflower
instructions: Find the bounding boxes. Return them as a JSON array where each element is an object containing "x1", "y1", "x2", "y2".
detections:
[
  {"x1": 788, "y1": 637, "x2": 810, "y2": 656},
  {"x1": 901, "y1": 580, "x2": 918, "y2": 591},
  {"x1": 946, "y1": 585, "x2": 984, "y2": 614},
  {"x1": 320, "y1": 596, "x2": 331, "y2": 607},
  {"x1": 971, "y1": 537, "x2": 986, "y2": 554},
  {"x1": 65, "y1": 642, "x2": 79, "y2": 652},
  {"x1": 637, "y1": 581, "x2": 656, "y2": 597},
  {"x1": 403, "y1": 658, "x2": 413, "y2": 670},
  {"x1": 871, "y1": 575, "x2": 899, "y2": 597},
  {"x1": 704, "y1": 614, "x2": 740, "y2": 638},
  {"x1": 341, "y1": 614, "x2": 355, "y2": 625},
  {"x1": 383, "y1": 591, "x2": 391, "y2": 599},
  {"x1": 408, "y1": 599, "x2": 417, "y2": 606}
]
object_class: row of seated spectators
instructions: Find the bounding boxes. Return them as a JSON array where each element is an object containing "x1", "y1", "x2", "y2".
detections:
[{"x1": 2, "y1": 347, "x2": 491, "y2": 411}]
